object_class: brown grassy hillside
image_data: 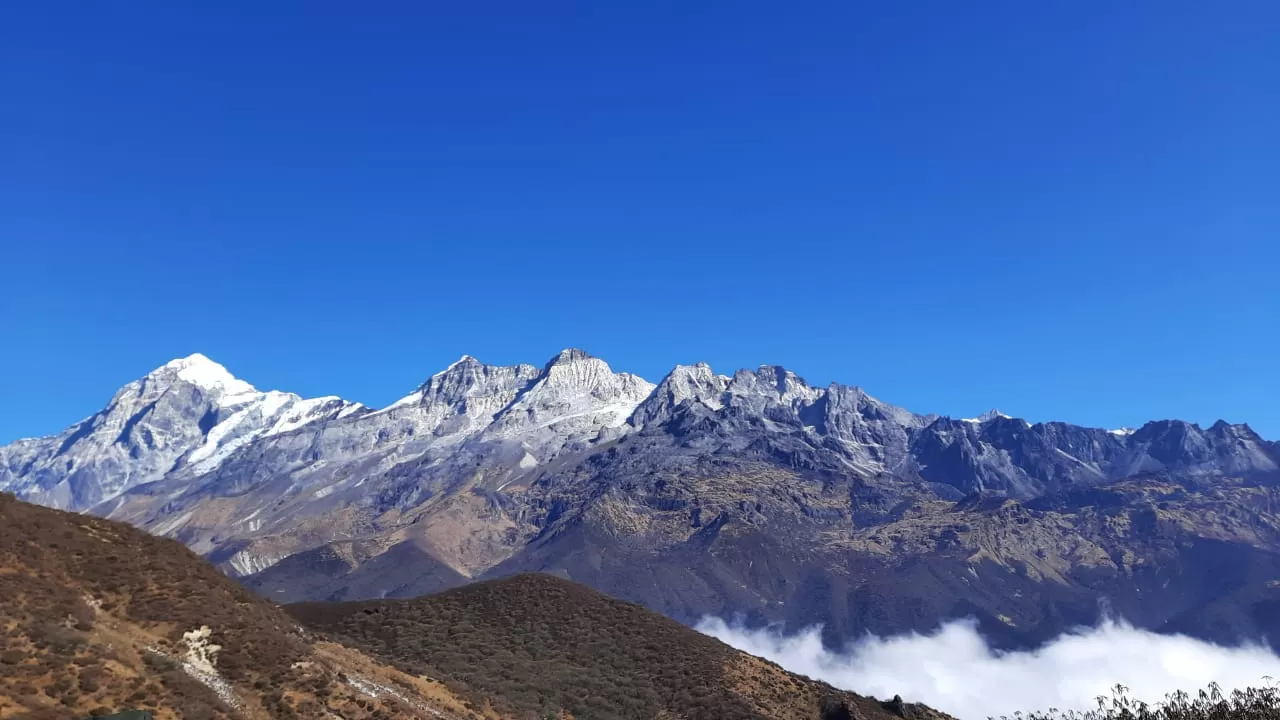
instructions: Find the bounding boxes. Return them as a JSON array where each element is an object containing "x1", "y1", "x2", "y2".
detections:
[
  {"x1": 0, "y1": 490, "x2": 950, "y2": 720},
  {"x1": 0, "y1": 492, "x2": 482, "y2": 720},
  {"x1": 290, "y1": 573, "x2": 951, "y2": 720}
]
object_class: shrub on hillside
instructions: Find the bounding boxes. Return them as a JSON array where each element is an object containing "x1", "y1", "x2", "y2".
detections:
[{"x1": 993, "y1": 681, "x2": 1280, "y2": 720}]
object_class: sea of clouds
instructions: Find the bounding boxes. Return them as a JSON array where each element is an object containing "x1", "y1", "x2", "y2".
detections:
[{"x1": 696, "y1": 616, "x2": 1280, "y2": 720}]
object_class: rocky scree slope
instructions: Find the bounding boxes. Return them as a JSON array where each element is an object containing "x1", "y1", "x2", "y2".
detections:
[{"x1": 2, "y1": 351, "x2": 1278, "y2": 649}]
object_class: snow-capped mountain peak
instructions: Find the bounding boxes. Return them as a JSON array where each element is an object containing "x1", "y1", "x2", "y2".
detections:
[
  {"x1": 0, "y1": 354, "x2": 361, "y2": 509},
  {"x1": 161, "y1": 353, "x2": 256, "y2": 398}
]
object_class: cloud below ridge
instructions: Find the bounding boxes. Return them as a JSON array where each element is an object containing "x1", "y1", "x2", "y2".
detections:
[{"x1": 696, "y1": 616, "x2": 1280, "y2": 720}]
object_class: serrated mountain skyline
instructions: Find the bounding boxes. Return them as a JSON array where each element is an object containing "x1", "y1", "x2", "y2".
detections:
[
  {"x1": 3, "y1": 347, "x2": 1279, "y2": 653},
  {"x1": 4, "y1": 348, "x2": 1276, "y2": 513},
  {"x1": 5, "y1": 347, "x2": 1272, "y2": 514}
]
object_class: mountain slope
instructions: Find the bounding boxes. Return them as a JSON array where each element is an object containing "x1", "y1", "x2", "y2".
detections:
[
  {"x1": 474, "y1": 460, "x2": 1280, "y2": 650},
  {"x1": 289, "y1": 573, "x2": 950, "y2": 720},
  {"x1": 0, "y1": 492, "x2": 952, "y2": 720},
  {"x1": 2, "y1": 350, "x2": 1278, "y2": 651},
  {"x1": 0, "y1": 354, "x2": 363, "y2": 510},
  {"x1": 0, "y1": 492, "x2": 482, "y2": 720}
]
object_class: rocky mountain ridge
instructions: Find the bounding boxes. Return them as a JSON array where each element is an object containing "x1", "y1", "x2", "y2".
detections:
[
  {"x1": 3, "y1": 350, "x2": 1278, "y2": 650},
  {"x1": 5, "y1": 351, "x2": 1273, "y2": 514}
]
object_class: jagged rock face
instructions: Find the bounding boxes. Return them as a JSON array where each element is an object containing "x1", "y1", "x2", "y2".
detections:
[
  {"x1": 483, "y1": 349, "x2": 655, "y2": 457},
  {"x1": 904, "y1": 416, "x2": 1280, "y2": 498},
  {"x1": 907, "y1": 417, "x2": 1112, "y2": 498},
  {"x1": 624, "y1": 363, "x2": 729, "y2": 430},
  {"x1": 1205, "y1": 421, "x2": 1280, "y2": 474},
  {"x1": 382, "y1": 355, "x2": 542, "y2": 441},
  {"x1": 3, "y1": 348, "x2": 1279, "y2": 651},
  {"x1": 725, "y1": 366, "x2": 824, "y2": 414},
  {"x1": 811, "y1": 384, "x2": 927, "y2": 470}
]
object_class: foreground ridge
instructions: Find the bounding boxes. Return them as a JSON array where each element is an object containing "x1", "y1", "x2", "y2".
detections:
[
  {"x1": 0, "y1": 492, "x2": 479, "y2": 719},
  {"x1": 290, "y1": 572, "x2": 953, "y2": 720},
  {"x1": 0, "y1": 493, "x2": 951, "y2": 720}
]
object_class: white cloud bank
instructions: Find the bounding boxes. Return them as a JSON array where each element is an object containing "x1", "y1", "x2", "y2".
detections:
[{"x1": 696, "y1": 617, "x2": 1280, "y2": 720}]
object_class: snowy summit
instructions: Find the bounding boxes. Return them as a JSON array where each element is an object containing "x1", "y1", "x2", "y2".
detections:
[{"x1": 164, "y1": 353, "x2": 256, "y2": 397}]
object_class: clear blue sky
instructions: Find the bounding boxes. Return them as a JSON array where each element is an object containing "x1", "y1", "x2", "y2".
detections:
[{"x1": 2, "y1": 1, "x2": 1277, "y2": 443}]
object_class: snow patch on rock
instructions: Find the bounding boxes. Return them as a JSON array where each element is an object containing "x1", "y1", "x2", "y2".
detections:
[{"x1": 227, "y1": 547, "x2": 285, "y2": 576}]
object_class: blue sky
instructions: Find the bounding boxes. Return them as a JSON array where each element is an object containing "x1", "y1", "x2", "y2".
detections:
[{"x1": 2, "y1": 1, "x2": 1277, "y2": 443}]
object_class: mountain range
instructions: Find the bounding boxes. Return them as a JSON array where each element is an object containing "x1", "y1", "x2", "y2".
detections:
[{"x1": 3, "y1": 350, "x2": 1278, "y2": 651}]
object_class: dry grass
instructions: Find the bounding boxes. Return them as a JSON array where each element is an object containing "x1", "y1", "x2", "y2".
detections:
[
  {"x1": 0, "y1": 492, "x2": 479, "y2": 719},
  {"x1": 290, "y1": 573, "x2": 951, "y2": 720}
]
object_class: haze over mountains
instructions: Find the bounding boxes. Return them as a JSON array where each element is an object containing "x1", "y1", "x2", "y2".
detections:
[{"x1": 3, "y1": 350, "x2": 1278, "y2": 652}]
